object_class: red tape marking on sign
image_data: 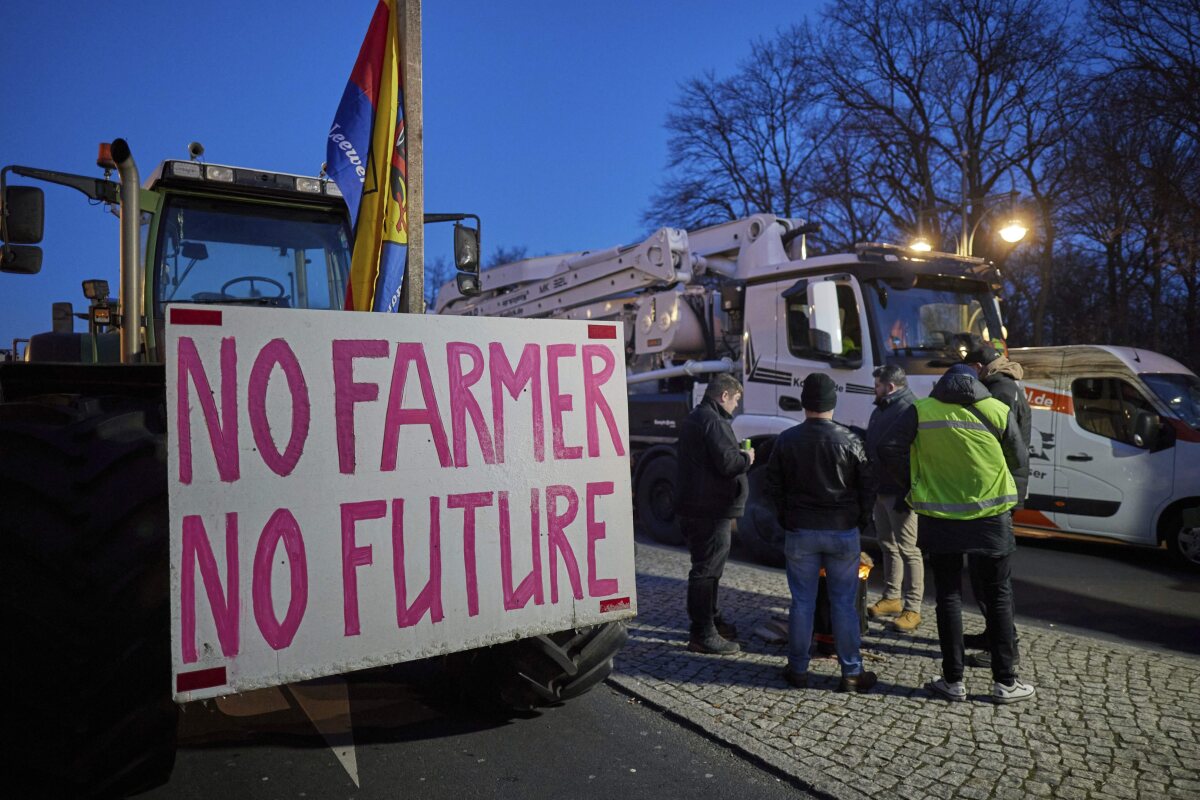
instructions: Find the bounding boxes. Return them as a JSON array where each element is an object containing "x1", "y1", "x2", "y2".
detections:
[
  {"x1": 176, "y1": 666, "x2": 227, "y2": 692},
  {"x1": 171, "y1": 308, "x2": 224, "y2": 326},
  {"x1": 588, "y1": 324, "x2": 617, "y2": 340},
  {"x1": 600, "y1": 596, "x2": 630, "y2": 613}
]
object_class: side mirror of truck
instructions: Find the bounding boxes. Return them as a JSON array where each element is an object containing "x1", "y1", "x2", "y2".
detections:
[
  {"x1": 1, "y1": 185, "x2": 45, "y2": 274},
  {"x1": 454, "y1": 222, "x2": 480, "y2": 275},
  {"x1": 1131, "y1": 409, "x2": 1161, "y2": 450},
  {"x1": 807, "y1": 280, "x2": 843, "y2": 355},
  {"x1": 2, "y1": 185, "x2": 45, "y2": 244}
]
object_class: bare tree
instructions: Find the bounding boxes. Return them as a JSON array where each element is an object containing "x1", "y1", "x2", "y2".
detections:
[{"x1": 644, "y1": 26, "x2": 827, "y2": 229}]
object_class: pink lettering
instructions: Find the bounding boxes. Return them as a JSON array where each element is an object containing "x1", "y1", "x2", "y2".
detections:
[
  {"x1": 340, "y1": 500, "x2": 385, "y2": 636},
  {"x1": 499, "y1": 489, "x2": 544, "y2": 610},
  {"x1": 489, "y1": 342, "x2": 544, "y2": 463},
  {"x1": 392, "y1": 497, "x2": 445, "y2": 627},
  {"x1": 248, "y1": 339, "x2": 311, "y2": 477},
  {"x1": 177, "y1": 336, "x2": 240, "y2": 483},
  {"x1": 252, "y1": 508, "x2": 308, "y2": 651},
  {"x1": 447, "y1": 343, "x2": 498, "y2": 467},
  {"x1": 381, "y1": 343, "x2": 453, "y2": 470},
  {"x1": 181, "y1": 513, "x2": 240, "y2": 662},
  {"x1": 582, "y1": 345, "x2": 626, "y2": 458},
  {"x1": 332, "y1": 339, "x2": 388, "y2": 474},
  {"x1": 547, "y1": 344, "x2": 582, "y2": 460},
  {"x1": 545, "y1": 484, "x2": 583, "y2": 603},
  {"x1": 448, "y1": 491, "x2": 493, "y2": 616},
  {"x1": 585, "y1": 482, "x2": 619, "y2": 597}
]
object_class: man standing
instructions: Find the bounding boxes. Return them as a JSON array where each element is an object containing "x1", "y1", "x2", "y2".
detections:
[
  {"x1": 764, "y1": 373, "x2": 877, "y2": 692},
  {"x1": 675, "y1": 374, "x2": 753, "y2": 655},
  {"x1": 963, "y1": 345, "x2": 1032, "y2": 665},
  {"x1": 880, "y1": 364, "x2": 1034, "y2": 703},
  {"x1": 864, "y1": 365, "x2": 923, "y2": 633}
]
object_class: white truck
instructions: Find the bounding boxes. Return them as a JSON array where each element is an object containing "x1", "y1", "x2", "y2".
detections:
[{"x1": 434, "y1": 214, "x2": 1200, "y2": 570}]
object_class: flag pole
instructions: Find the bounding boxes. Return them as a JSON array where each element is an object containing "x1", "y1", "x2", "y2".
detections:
[{"x1": 398, "y1": 0, "x2": 423, "y2": 313}]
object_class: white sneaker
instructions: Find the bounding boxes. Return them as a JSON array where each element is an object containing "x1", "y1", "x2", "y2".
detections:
[
  {"x1": 993, "y1": 679, "x2": 1036, "y2": 704},
  {"x1": 926, "y1": 676, "x2": 966, "y2": 702}
]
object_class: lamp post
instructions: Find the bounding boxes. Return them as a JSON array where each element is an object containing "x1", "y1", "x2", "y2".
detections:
[{"x1": 910, "y1": 152, "x2": 1029, "y2": 255}]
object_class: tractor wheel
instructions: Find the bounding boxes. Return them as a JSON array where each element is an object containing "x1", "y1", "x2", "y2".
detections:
[
  {"x1": 634, "y1": 454, "x2": 684, "y2": 546},
  {"x1": 447, "y1": 621, "x2": 628, "y2": 711},
  {"x1": 735, "y1": 455, "x2": 786, "y2": 567},
  {"x1": 0, "y1": 395, "x2": 177, "y2": 797}
]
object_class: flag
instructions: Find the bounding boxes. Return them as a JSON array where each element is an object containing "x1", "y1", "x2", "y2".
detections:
[{"x1": 327, "y1": 0, "x2": 409, "y2": 312}]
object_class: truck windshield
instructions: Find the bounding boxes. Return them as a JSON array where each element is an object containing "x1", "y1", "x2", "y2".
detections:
[
  {"x1": 155, "y1": 195, "x2": 351, "y2": 312},
  {"x1": 1141, "y1": 373, "x2": 1200, "y2": 429},
  {"x1": 864, "y1": 275, "x2": 1000, "y2": 364}
]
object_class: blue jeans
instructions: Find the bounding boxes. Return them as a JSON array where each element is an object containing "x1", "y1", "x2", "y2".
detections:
[{"x1": 784, "y1": 527, "x2": 863, "y2": 676}]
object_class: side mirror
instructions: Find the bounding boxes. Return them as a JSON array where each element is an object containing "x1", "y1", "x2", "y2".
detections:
[
  {"x1": 1, "y1": 244, "x2": 42, "y2": 274},
  {"x1": 807, "y1": 280, "x2": 843, "y2": 355},
  {"x1": 453, "y1": 221, "x2": 480, "y2": 274},
  {"x1": 52, "y1": 302, "x2": 74, "y2": 333},
  {"x1": 1131, "y1": 409, "x2": 1161, "y2": 450},
  {"x1": 181, "y1": 241, "x2": 209, "y2": 261},
  {"x1": 2, "y1": 185, "x2": 45, "y2": 244}
]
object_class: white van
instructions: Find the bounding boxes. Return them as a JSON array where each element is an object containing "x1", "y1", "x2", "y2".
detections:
[{"x1": 1007, "y1": 345, "x2": 1200, "y2": 569}]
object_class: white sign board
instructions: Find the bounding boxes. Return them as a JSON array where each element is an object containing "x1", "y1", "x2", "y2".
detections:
[{"x1": 167, "y1": 305, "x2": 636, "y2": 701}]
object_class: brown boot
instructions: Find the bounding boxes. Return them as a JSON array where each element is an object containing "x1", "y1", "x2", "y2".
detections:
[
  {"x1": 866, "y1": 597, "x2": 903, "y2": 618},
  {"x1": 891, "y1": 609, "x2": 922, "y2": 632}
]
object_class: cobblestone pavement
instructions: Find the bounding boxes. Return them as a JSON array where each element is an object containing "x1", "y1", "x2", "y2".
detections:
[{"x1": 608, "y1": 543, "x2": 1200, "y2": 800}]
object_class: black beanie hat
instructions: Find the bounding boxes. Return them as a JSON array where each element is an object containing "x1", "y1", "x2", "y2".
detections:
[
  {"x1": 801, "y1": 373, "x2": 837, "y2": 412},
  {"x1": 964, "y1": 345, "x2": 1001, "y2": 365}
]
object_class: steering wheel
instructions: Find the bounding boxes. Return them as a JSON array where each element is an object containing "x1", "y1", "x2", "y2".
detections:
[{"x1": 220, "y1": 276, "x2": 286, "y2": 298}]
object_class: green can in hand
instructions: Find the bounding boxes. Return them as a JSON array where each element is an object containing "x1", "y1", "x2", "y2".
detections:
[{"x1": 742, "y1": 439, "x2": 752, "y2": 452}]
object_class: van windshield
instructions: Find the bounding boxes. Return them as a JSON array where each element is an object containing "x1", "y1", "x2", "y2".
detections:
[
  {"x1": 1141, "y1": 373, "x2": 1200, "y2": 429},
  {"x1": 155, "y1": 195, "x2": 351, "y2": 312},
  {"x1": 863, "y1": 275, "x2": 1002, "y2": 366}
]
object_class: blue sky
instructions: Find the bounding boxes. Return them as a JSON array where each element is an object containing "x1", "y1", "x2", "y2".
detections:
[{"x1": 0, "y1": 0, "x2": 818, "y2": 348}]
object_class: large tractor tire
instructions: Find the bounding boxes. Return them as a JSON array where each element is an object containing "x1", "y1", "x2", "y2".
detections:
[
  {"x1": 446, "y1": 621, "x2": 628, "y2": 711},
  {"x1": 634, "y1": 453, "x2": 685, "y2": 546},
  {"x1": 735, "y1": 444, "x2": 786, "y2": 567},
  {"x1": 0, "y1": 395, "x2": 178, "y2": 797}
]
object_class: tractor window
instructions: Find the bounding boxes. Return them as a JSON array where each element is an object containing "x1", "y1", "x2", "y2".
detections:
[
  {"x1": 1071, "y1": 378, "x2": 1155, "y2": 444},
  {"x1": 155, "y1": 196, "x2": 351, "y2": 312}
]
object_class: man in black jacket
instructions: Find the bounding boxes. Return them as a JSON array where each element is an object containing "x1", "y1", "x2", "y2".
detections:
[
  {"x1": 864, "y1": 365, "x2": 923, "y2": 633},
  {"x1": 764, "y1": 373, "x2": 877, "y2": 693},
  {"x1": 963, "y1": 345, "x2": 1033, "y2": 666},
  {"x1": 675, "y1": 373, "x2": 754, "y2": 655}
]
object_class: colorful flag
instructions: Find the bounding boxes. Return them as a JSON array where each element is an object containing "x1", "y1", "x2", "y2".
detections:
[{"x1": 327, "y1": 0, "x2": 408, "y2": 312}]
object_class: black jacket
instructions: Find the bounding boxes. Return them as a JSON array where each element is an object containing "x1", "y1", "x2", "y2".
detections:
[
  {"x1": 763, "y1": 418, "x2": 875, "y2": 531},
  {"x1": 674, "y1": 396, "x2": 751, "y2": 519},
  {"x1": 878, "y1": 370, "x2": 1028, "y2": 555},
  {"x1": 978, "y1": 362, "x2": 1032, "y2": 503},
  {"x1": 865, "y1": 385, "x2": 915, "y2": 497}
]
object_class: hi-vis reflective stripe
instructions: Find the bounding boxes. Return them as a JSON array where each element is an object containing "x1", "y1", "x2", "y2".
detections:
[
  {"x1": 912, "y1": 495, "x2": 1018, "y2": 513},
  {"x1": 917, "y1": 419, "x2": 990, "y2": 432}
]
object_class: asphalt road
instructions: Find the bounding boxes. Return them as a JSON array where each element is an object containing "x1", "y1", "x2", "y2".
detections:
[
  {"x1": 141, "y1": 670, "x2": 806, "y2": 800},
  {"x1": 847, "y1": 532, "x2": 1200, "y2": 657}
]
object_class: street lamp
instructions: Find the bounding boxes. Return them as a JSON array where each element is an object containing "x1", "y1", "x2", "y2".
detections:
[{"x1": 910, "y1": 189, "x2": 1028, "y2": 256}]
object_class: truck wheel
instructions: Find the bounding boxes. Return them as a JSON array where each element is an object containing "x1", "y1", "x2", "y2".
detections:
[
  {"x1": 635, "y1": 454, "x2": 685, "y2": 546},
  {"x1": 736, "y1": 459, "x2": 785, "y2": 567},
  {"x1": 447, "y1": 621, "x2": 628, "y2": 711},
  {"x1": 1165, "y1": 509, "x2": 1200, "y2": 571},
  {"x1": 0, "y1": 395, "x2": 177, "y2": 797}
]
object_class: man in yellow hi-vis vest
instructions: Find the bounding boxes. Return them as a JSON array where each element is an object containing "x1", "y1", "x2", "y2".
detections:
[{"x1": 879, "y1": 364, "x2": 1034, "y2": 704}]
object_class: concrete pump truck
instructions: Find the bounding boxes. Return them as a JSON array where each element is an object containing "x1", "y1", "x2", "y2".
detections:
[{"x1": 434, "y1": 214, "x2": 1200, "y2": 570}]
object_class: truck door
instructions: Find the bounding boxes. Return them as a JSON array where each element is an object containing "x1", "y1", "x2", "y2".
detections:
[
  {"x1": 741, "y1": 278, "x2": 787, "y2": 421},
  {"x1": 1055, "y1": 376, "x2": 1174, "y2": 544},
  {"x1": 773, "y1": 277, "x2": 876, "y2": 430}
]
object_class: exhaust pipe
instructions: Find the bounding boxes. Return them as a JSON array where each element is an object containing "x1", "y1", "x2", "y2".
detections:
[{"x1": 110, "y1": 138, "x2": 142, "y2": 364}]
